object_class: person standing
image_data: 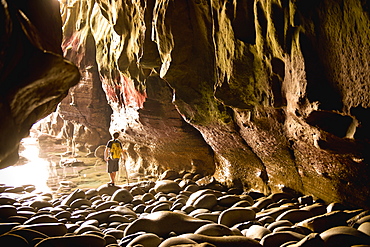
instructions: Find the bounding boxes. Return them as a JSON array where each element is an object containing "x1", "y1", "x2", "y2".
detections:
[{"x1": 104, "y1": 132, "x2": 126, "y2": 186}]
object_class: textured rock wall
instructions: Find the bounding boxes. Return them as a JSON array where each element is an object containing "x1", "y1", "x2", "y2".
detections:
[
  {"x1": 0, "y1": 0, "x2": 80, "y2": 167},
  {"x1": 0, "y1": 0, "x2": 369, "y2": 209},
  {"x1": 61, "y1": 0, "x2": 367, "y2": 207},
  {"x1": 56, "y1": 0, "x2": 217, "y2": 175},
  {"x1": 35, "y1": 0, "x2": 112, "y2": 154}
]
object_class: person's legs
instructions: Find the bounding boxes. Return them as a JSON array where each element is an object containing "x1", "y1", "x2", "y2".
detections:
[
  {"x1": 107, "y1": 159, "x2": 119, "y2": 186},
  {"x1": 109, "y1": 171, "x2": 116, "y2": 184}
]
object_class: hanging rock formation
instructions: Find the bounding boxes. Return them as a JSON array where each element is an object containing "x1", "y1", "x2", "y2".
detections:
[
  {"x1": 1, "y1": 0, "x2": 370, "y2": 208},
  {"x1": 0, "y1": 0, "x2": 80, "y2": 167}
]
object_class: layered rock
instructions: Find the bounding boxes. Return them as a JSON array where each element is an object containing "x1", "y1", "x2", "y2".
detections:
[
  {"x1": 58, "y1": 0, "x2": 367, "y2": 207},
  {"x1": 35, "y1": 0, "x2": 112, "y2": 154},
  {"x1": 0, "y1": 0, "x2": 369, "y2": 209}
]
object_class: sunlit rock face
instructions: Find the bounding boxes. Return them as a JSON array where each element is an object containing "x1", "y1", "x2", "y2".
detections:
[
  {"x1": 55, "y1": 0, "x2": 369, "y2": 207},
  {"x1": 0, "y1": 0, "x2": 80, "y2": 167},
  {"x1": 35, "y1": 0, "x2": 113, "y2": 154}
]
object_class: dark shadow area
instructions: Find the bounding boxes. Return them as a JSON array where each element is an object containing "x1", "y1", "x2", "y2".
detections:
[
  {"x1": 271, "y1": 3, "x2": 285, "y2": 48},
  {"x1": 256, "y1": 2, "x2": 268, "y2": 38},
  {"x1": 306, "y1": 110, "x2": 352, "y2": 138},
  {"x1": 299, "y1": 34, "x2": 343, "y2": 111},
  {"x1": 351, "y1": 106, "x2": 370, "y2": 141},
  {"x1": 228, "y1": 0, "x2": 256, "y2": 44}
]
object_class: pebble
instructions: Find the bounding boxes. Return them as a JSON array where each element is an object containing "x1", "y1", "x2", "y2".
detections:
[{"x1": 0, "y1": 172, "x2": 369, "y2": 247}]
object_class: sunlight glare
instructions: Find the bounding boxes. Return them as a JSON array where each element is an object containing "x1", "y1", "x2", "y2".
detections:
[{"x1": 0, "y1": 137, "x2": 51, "y2": 192}]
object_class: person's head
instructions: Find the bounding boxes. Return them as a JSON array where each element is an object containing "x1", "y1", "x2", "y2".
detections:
[{"x1": 112, "y1": 132, "x2": 120, "y2": 139}]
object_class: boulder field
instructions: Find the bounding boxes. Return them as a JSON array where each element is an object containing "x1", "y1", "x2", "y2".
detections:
[{"x1": 0, "y1": 171, "x2": 369, "y2": 247}]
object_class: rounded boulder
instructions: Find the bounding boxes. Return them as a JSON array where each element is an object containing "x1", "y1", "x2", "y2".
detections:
[
  {"x1": 154, "y1": 180, "x2": 181, "y2": 194},
  {"x1": 111, "y1": 189, "x2": 133, "y2": 204}
]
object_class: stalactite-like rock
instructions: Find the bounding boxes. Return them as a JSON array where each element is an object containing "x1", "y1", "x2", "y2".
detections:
[
  {"x1": 50, "y1": 0, "x2": 369, "y2": 207},
  {"x1": 61, "y1": 0, "x2": 366, "y2": 207}
]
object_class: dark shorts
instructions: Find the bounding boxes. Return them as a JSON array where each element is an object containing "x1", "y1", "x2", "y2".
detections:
[{"x1": 107, "y1": 159, "x2": 119, "y2": 173}]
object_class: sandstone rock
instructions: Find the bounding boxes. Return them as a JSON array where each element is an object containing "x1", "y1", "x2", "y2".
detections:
[
  {"x1": 296, "y1": 211, "x2": 359, "y2": 233},
  {"x1": 94, "y1": 145, "x2": 106, "y2": 160},
  {"x1": 158, "y1": 236, "x2": 198, "y2": 247},
  {"x1": 266, "y1": 220, "x2": 294, "y2": 231},
  {"x1": 35, "y1": 234, "x2": 106, "y2": 247},
  {"x1": 60, "y1": 189, "x2": 85, "y2": 206},
  {"x1": 86, "y1": 209, "x2": 116, "y2": 224},
  {"x1": 154, "y1": 180, "x2": 181, "y2": 194},
  {"x1": 194, "y1": 212, "x2": 220, "y2": 223},
  {"x1": 160, "y1": 170, "x2": 180, "y2": 180},
  {"x1": 218, "y1": 207, "x2": 256, "y2": 227},
  {"x1": 1, "y1": 0, "x2": 370, "y2": 213},
  {"x1": 194, "y1": 223, "x2": 234, "y2": 237},
  {"x1": 320, "y1": 226, "x2": 370, "y2": 247},
  {"x1": 217, "y1": 195, "x2": 242, "y2": 207},
  {"x1": 193, "y1": 194, "x2": 218, "y2": 210},
  {"x1": 85, "y1": 189, "x2": 99, "y2": 199},
  {"x1": 23, "y1": 214, "x2": 58, "y2": 225},
  {"x1": 97, "y1": 184, "x2": 120, "y2": 196},
  {"x1": 111, "y1": 189, "x2": 133, "y2": 204},
  {"x1": 275, "y1": 209, "x2": 314, "y2": 223},
  {"x1": 0, "y1": 197, "x2": 17, "y2": 205},
  {"x1": 70, "y1": 198, "x2": 92, "y2": 209},
  {"x1": 74, "y1": 225, "x2": 101, "y2": 235},
  {"x1": 243, "y1": 225, "x2": 272, "y2": 241},
  {"x1": 124, "y1": 211, "x2": 212, "y2": 237},
  {"x1": 141, "y1": 193, "x2": 155, "y2": 202},
  {"x1": 94, "y1": 201, "x2": 119, "y2": 211},
  {"x1": 129, "y1": 186, "x2": 145, "y2": 196},
  {"x1": 126, "y1": 233, "x2": 162, "y2": 247},
  {"x1": 13, "y1": 222, "x2": 67, "y2": 237},
  {"x1": 260, "y1": 231, "x2": 306, "y2": 247},
  {"x1": 358, "y1": 222, "x2": 370, "y2": 236},
  {"x1": 28, "y1": 201, "x2": 53, "y2": 211},
  {"x1": 178, "y1": 233, "x2": 263, "y2": 247},
  {"x1": 0, "y1": 205, "x2": 17, "y2": 219}
]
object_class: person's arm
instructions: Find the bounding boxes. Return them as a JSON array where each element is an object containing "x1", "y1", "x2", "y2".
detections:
[{"x1": 104, "y1": 146, "x2": 110, "y2": 161}]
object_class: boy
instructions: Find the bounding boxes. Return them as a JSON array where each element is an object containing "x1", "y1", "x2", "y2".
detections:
[{"x1": 104, "y1": 132, "x2": 126, "y2": 186}]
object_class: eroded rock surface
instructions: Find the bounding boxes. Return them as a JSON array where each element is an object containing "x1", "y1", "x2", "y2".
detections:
[
  {"x1": 0, "y1": 0, "x2": 80, "y2": 167},
  {"x1": 55, "y1": 0, "x2": 369, "y2": 207},
  {"x1": 1, "y1": 0, "x2": 370, "y2": 208}
]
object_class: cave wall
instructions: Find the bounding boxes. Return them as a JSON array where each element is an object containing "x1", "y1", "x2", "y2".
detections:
[
  {"x1": 0, "y1": 0, "x2": 369, "y2": 208},
  {"x1": 0, "y1": 0, "x2": 80, "y2": 167},
  {"x1": 63, "y1": 0, "x2": 367, "y2": 207},
  {"x1": 34, "y1": 0, "x2": 112, "y2": 154},
  {"x1": 51, "y1": 0, "x2": 217, "y2": 175}
]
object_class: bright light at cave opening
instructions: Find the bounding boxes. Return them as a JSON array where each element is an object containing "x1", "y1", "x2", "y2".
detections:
[{"x1": 0, "y1": 137, "x2": 51, "y2": 192}]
